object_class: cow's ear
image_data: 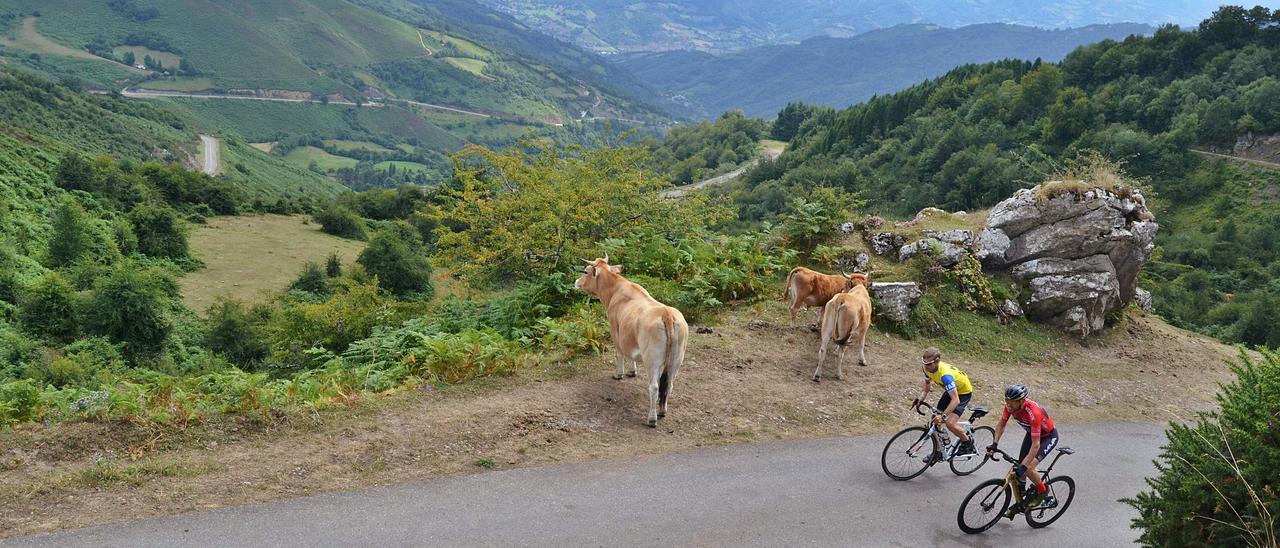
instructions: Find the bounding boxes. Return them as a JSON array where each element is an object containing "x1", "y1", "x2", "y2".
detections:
[{"x1": 609, "y1": 265, "x2": 623, "y2": 273}]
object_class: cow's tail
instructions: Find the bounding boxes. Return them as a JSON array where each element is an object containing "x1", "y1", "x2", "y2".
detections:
[
  {"x1": 833, "y1": 302, "x2": 853, "y2": 346},
  {"x1": 658, "y1": 309, "x2": 679, "y2": 401},
  {"x1": 781, "y1": 267, "x2": 800, "y2": 302}
]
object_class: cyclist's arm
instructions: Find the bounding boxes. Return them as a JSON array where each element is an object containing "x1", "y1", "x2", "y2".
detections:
[
  {"x1": 992, "y1": 419, "x2": 1006, "y2": 445},
  {"x1": 918, "y1": 378, "x2": 931, "y2": 401}
]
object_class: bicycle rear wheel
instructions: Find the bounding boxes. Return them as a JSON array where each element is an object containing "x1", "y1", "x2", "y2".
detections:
[
  {"x1": 949, "y1": 425, "x2": 995, "y2": 476},
  {"x1": 880, "y1": 426, "x2": 934, "y2": 480},
  {"x1": 1026, "y1": 475, "x2": 1076, "y2": 528},
  {"x1": 957, "y1": 478, "x2": 1010, "y2": 534}
]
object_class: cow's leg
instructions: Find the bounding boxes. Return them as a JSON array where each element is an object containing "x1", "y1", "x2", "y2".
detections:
[
  {"x1": 627, "y1": 359, "x2": 637, "y2": 378},
  {"x1": 646, "y1": 367, "x2": 660, "y2": 427},
  {"x1": 814, "y1": 339, "x2": 827, "y2": 382},
  {"x1": 658, "y1": 367, "x2": 673, "y2": 418},
  {"x1": 836, "y1": 345, "x2": 845, "y2": 380},
  {"x1": 788, "y1": 302, "x2": 799, "y2": 327},
  {"x1": 858, "y1": 329, "x2": 868, "y2": 367},
  {"x1": 613, "y1": 349, "x2": 626, "y2": 380}
]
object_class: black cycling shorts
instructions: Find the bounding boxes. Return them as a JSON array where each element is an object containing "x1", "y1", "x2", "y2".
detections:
[
  {"x1": 1018, "y1": 428, "x2": 1060, "y2": 463},
  {"x1": 937, "y1": 392, "x2": 971, "y2": 418}
]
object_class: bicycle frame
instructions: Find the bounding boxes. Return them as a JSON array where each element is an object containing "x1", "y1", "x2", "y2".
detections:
[{"x1": 992, "y1": 448, "x2": 1069, "y2": 503}]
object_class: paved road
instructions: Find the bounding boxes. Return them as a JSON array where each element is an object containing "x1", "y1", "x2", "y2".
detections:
[
  {"x1": 1190, "y1": 149, "x2": 1280, "y2": 170},
  {"x1": 198, "y1": 134, "x2": 219, "y2": 176},
  {"x1": 4, "y1": 423, "x2": 1164, "y2": 547},
  {"x1": 661, "y1": 146, "x2": 784, "y2": 198}
]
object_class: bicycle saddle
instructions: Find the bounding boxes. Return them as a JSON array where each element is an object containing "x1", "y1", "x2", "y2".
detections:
[
  {"x1": 1057, "y1": 447, "x2": 1074, "y2": 455},
  {"x1": 968, "y1": 406, "x2": 989, "y2": 420}
]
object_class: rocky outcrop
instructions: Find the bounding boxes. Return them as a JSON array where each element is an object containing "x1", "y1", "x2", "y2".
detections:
[
  {"x1": 868, "y1": 232, "x2": 905, "y2": 256},
  {"x1": 898, "y1": 237, "x2": 969, "y2": 267},
  {"x1": 871, "y1": 282, "x2": 923, "y2": 323},
  {"x1": 977, "y1": 184, "x2": 1157, "y2": 335}
]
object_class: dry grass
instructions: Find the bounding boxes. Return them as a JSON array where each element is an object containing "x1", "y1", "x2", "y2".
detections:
[
  {"x1": 179, "y1": 215, "x2": 366, "y2": 311},
  {"x1": 1034, "y1": 151, "x2": 1148, "y2": 206},
  {"x1": 0, "y1": 301, "x2": 1245, "y2": 539}
]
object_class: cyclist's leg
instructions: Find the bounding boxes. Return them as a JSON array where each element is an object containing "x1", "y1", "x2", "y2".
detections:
[{"x1": 946, "y1": 393, "x2": 971, "y2": 442}]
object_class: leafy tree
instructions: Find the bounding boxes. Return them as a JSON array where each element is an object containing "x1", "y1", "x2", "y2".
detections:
[
  {"x1": 313, "y1": 205, "x2": 367, "y2": 240},
  {"x1": 357, "y1": 225, "x2": 433, "y2": 298},
  {"x1": 129, "y1": 205, "x2": 189, "y2": 260},
  {"x1": 205, "y1": 297, "x2": 270, "y2": 366},
  {"x1": 122, "y1": 51, "x2": 135, "y2": 66},
  {"x1": 81, "y1": 264, "x2": 178, "y2": 359},
  {"x1": 289, "y1": 261, "x2": 331, "y2": 296},
  {"x1": 46, "y1": 196, "x2": 96, "y2": 267},
  {"x1": 1125, "y1": 349, "x2": 1280, "y2": 547},
  {"x1": 426, "y1": 143, "x2": 722, "y2": 283},
  {"x1": 325, "y1": 252, "x2": 343, "y2": 277},
  {"x1": 18, "y1": 272, "x2": 78, "y2": 342},
  {"x1": 772, "y1": 102, "x2": 820, "y2": 141}
]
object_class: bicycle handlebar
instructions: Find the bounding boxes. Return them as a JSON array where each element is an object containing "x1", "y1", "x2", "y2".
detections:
[{"x1": 915, "y1": 401, "x2": 942, "y2": 417}]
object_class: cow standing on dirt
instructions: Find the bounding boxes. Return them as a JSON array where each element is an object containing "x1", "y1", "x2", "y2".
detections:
[
  {"x1": 814, "y1": 273, "x2": 873, "y2": 382},
  {"x1": 783, "y1": 267, "x2": 858, "y2": 327},
  {"x1": 575, "y1": 256, "x2": 689, "y2": 427}
]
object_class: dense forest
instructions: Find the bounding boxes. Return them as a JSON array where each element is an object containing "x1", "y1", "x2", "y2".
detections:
[{"x1": 734, "y1": 5, "x2": 1280, "y2": 348}]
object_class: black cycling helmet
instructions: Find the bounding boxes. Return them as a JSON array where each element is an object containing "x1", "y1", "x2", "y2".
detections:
[{"x1": 1004, "y1": 383, "x2": 1030, "y2": 401}]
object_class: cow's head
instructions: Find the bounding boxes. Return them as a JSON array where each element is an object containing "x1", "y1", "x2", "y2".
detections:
[
  {"x1": 574, "y1": 254, "x2": 622, "y2": 297},
  {"x1": 844, "y1": 272, "x2": 871, "y2": 290}
]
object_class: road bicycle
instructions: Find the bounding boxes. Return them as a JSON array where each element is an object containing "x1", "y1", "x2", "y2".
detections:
[
  {"x1": 956, "y1": 446, "x2": 1077, "y2": 534},
  {"x1": 880, "y1": 401, "x2": 995, "y2": 480}
]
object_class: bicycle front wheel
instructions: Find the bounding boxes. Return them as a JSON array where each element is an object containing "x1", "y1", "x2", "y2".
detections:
[
  {"x1": 880, "y1": 426, "x2": 934, "y2": 480},
  {"x1": 949, "y1": 425, "x2": 995, "y2": 476},
  {"x1": 957, "y1": 478, "x2": 1011, "y2": 534},
  {"x1": 1026, "y1": 475, "x2": 1076, "y2": 528}
]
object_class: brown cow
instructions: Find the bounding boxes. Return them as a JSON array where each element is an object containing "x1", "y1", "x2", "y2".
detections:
[
  {"x1": 814, "y1": 273, "x2": 873, "y2": 381},
  {"x1": 783, "y1": 266, "x2": 857, "y2": 327},
  {"x1": 575, "y1": 256, "x2": 689, "y2": 427}
]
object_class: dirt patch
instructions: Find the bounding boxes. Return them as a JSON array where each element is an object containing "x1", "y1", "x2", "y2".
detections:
[{"x1": 0, "y1": 305, "x2": 1242, "y2": 539}]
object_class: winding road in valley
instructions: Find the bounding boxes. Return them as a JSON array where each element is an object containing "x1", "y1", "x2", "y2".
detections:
[
  {"x1": 7, "y1": 422, "x2": 1164, "y2": 547},
  {"x1": 198, "y1": 134, "x2": 219, "y2": 176}
]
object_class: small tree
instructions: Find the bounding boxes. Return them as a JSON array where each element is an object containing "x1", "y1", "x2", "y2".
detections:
[
  {"x1": 81, "y1": 265, "x2": 178, "y2": 359},
  {"x1": 122, "y1": 51, "x2": 135, "y2": 66},
  {"x1": 357, "y1": 226, "x2": 433, "y2": 298},
  {"x1": 325, "y1": 252, "x2": 343, "y2": 277},
  {"x1": 289, "y1": 261, "x2": 331, "y2": 295},
  {"x1": 205, "y1": 297, "x2": 270, "y2": 366},
  {"x1": 129, "y1": 205, "x2": 189, "y2": 260},
  {"x1": 47, "y1": 196, "x2": 95, "y2": 267},
  {"x1": 18, "y1": 271, "x2": 78, "y2": 342},
  {"x1": 312, "y1": 205, "x2": 366, "y2": 240},
  {"x1": 1124, "y1": 349, "x2": 1279, "y2": 547}
]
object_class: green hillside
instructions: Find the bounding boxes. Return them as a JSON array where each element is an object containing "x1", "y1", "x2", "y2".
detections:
[{"x1": 735, "y1": 6, "x2": 1280, "y2": 347}]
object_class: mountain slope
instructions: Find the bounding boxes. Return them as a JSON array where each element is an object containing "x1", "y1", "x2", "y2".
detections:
[
  {"x1": 731, "y1": 6, "x2": 1280, "y2": 347},
  {"x1": 481, "y1": 0, "x2": 1250, "y2": 53},
  {"x1": 619, "y1": 22, "x2": 1151, "y2": 118},
  {"x1": 0, "y1": 0, "x2": 667, "y2": 124}
]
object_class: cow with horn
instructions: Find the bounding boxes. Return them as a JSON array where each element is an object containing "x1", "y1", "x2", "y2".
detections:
[{"x1": 575, "y1": 254, "x2": 689, "y2": 427}]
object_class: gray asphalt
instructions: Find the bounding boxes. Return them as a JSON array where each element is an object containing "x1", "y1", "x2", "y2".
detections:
[{"x1": 5, "y1": 422, "x2": 1165, "y2": 547}]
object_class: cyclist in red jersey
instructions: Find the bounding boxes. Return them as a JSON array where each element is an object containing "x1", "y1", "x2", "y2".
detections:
[{"x1": 987, "y1": 383, "x2": 1059, "y2": 509}]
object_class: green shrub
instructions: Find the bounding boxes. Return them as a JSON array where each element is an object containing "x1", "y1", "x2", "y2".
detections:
[
  {"x1": 205, "y1": 297, "x2": 270, "y2": 366},
  {"x1": 268, "y1": 280, "x2": 393, "y2": 367},
  {"x1": 18, "y1": 271, "x2": 79, "y2": 341},
  {"x1": 46, "y1": 196, "x2": 98, "y2": 267},
  {"x1": 325, "y1": 252, "x2": 343, "y2": 277},
  {"x1": 1125, "y1": 349, "x2": 1280, "y2": 547},
  {"x1": 0, "y1": 379, "x2": 40, "y2": 426},
  {"x1": 357, "y1": 226, "x2": 433, "y2": 298},
  {"x1": 313, "y1": 205, "x2": 367, "y2": 240},
  {"x1": 129, "y1": 205, "x2": 190, "y2": 260},
  {"x1": 288, "y1": 262, "x2": 331, "y2": 296},
  {"x1": 81, "y1": 264, "x2": 178, "y2": 359},
  {"x1": 0, "y1": 323, "x2": 41, "y2": 377}
]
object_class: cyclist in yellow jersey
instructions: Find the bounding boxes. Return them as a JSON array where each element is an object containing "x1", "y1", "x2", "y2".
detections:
[{"x1": 912, "y1": 347, "x2": 976, "y2": 457}]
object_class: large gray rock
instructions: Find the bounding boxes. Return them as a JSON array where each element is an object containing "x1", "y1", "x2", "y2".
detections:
[
  {"x1": 1134, "y1": 287, "x2": 1153, "y2": 312},
  {"x1": 898, "y1": 238, "x2": 969, "y2": 266},
  {"x1": 868, "y1": 232, "x2": 905, "y2": 256},
  {"x1": 923, "y1": 229, "x2": 974, "y2": 247},
  {"x1": 870, "y1": 282, "x2": 923, "y2": 323},
  {"x1": 979, "y1": 183, "x2": 1157, "y2": 335}
]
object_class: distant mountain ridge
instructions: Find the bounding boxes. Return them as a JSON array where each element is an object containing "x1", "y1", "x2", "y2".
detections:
[
  {"x1": 618, "y1": 22, "x2": 1153, "y2": 118},
  {"x1": 479, "y1": 0, "x2": 1247, "y2": 53}
]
